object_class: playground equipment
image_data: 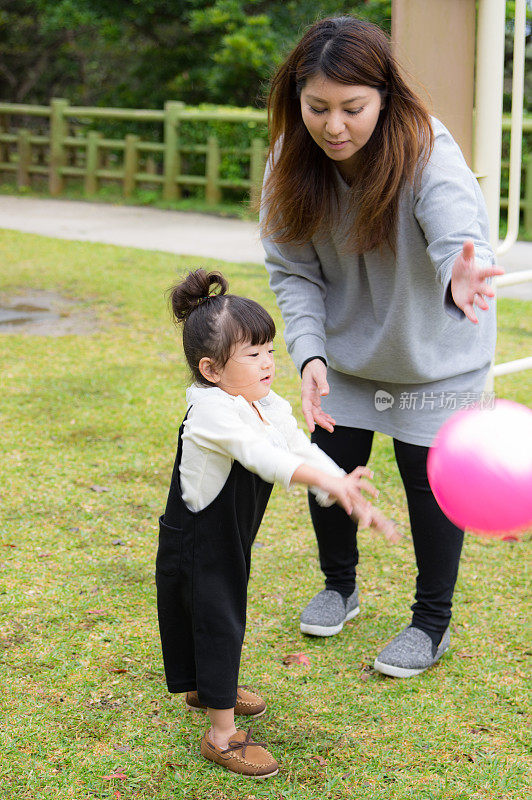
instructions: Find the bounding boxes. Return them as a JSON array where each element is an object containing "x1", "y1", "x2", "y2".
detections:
[{"x1": 393, "y1": 0, "x2": 531, "y2": 389}]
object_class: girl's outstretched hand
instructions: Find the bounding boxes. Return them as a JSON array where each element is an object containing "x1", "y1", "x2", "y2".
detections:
[
  {"x1": 450, "y1": 240, "x2": 504, "y2": 324},
  {"x1": 344, "y1": 467, "x2": 401, "y2": 544},
  {"x1": 324, "y1": 467, "x2": 401, "y2": 544},
  {"x1": 301, "y1": 359, "x2": 336, "y2": 433},
  {"x1": 321, "y1": 466, "x2": 374, "y2": 522},
  {"x1": 359, "y1": 506, "x2": 402, "y2": 544}
]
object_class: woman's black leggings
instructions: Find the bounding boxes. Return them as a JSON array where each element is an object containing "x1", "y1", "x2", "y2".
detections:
[{"x1": 309, "y1": 425, "x2": 464, "y2": 636}]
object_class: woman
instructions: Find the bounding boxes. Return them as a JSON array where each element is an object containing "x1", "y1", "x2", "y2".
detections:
[{"x1": 260, "y1": 16, "x2": 503, "y2": 678}]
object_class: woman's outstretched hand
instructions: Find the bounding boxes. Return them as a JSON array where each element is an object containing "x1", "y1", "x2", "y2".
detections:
[
  {"x1": 301, "y1": 358, "x2": 336, "y2": 433},
  {"x1": 450, "y1": 240, "x2": 504, "y2": 324}
]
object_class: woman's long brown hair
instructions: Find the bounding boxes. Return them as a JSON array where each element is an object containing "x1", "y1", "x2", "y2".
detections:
[{"x1": 261, "y1": 16, "x2": 434, "y2": 255}]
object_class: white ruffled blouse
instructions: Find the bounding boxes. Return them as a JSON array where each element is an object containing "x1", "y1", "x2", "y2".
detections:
[{"x1": 179, "y1": 384, "x2": 345, "y2": 512}]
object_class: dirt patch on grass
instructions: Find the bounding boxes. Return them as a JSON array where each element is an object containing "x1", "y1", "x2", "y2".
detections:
[{"x1": 0, "y1": 289, "x2": 98, "y2": 335}]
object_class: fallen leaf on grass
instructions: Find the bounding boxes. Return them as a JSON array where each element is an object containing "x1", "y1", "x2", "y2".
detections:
[
  {"x1": 453, "y1": 753, "x2": 476, "y2": 763},
  {"x1": 359, "y1": 665, "x2": 375, "y2": 681},
  {"x1": 102, "y1": 772, "x2": 127, "y2": 780},
  {"x1": 282, "y1": 653, "x2": 310, "y2": 666},
  {"x1": 312, "y1": 755, "x2": 328, "y2": 766},
  {"x1": 90, "y1": 485, "x2": 111, "y2": 493}
]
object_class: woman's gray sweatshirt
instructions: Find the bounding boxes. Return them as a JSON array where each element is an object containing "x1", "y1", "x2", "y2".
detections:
[
  {"x1": 260, "y1": 118, "x2": 497, "y2": 445},
  {"x1": 261, "y1": 118, "x2": 496, "y2": 445}
]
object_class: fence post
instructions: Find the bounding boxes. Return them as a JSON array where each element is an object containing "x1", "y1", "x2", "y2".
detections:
[
  {"x1": 84, "y1": 131, "x2": 101, "y2": 195},
  {"x1": 249, "y1": 137, "x2": 267, "y2": 207},
  {"x1": 72, "y1": 131, "x2": 84, "y2": 167},
  {"x1": 206, "y1": 135, "x2": 221, "y2": 205},
  {"x1": 123, "y1": 134, "x2": 139, "y2": 198},
  {"x1": 163, "y1": 100, "x2": 184, "y2": 201},
  {"x1": 525, "y1": 154, "x2": 532, "y2": 238},
  {"x1": 17, "y1": 129, "x2": 31, "y2": 189},
  {"x1": 49, "y1": 98, "x2": 68, "y2": 195},
  {"x1": 0, "y1": 113, "x2": 9, "y2": 164}
]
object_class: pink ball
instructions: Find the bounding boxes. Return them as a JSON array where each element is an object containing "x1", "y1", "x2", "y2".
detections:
[{"x1": 427, "y1": 400, "x2": 532, "y2": 538}]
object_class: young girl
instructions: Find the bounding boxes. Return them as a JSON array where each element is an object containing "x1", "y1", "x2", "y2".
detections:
[{"x1": 156, "y1": 268, "x2": 397, "y2": 779}]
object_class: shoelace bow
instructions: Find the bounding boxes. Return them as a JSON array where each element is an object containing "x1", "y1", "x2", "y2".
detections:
[{"x1": 222, "y1": 728, "x2": 267, "y2": 759}]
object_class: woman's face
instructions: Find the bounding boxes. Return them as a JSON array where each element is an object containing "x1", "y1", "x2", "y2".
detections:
[{"x1": 300, "y1": 74, "x2": 384, "y2": 176}]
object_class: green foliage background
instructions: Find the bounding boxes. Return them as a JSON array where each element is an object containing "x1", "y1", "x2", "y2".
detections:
[
  {"x1": 0, "y1": 2, "x2": 531, "y2": 226},
  {"x1": 0, "y1": 1, "x2": 392, "y2": 108},
  {"x1": 1, "y1": 1, "x2": 530, "y2": 111}
]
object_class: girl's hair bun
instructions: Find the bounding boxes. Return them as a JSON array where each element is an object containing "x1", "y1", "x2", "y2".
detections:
[{"x1": 168, "y1": 269, "x2": 228, "y2": 322}]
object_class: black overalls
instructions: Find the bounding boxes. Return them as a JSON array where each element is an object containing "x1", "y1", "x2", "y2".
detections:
[{"x1": 155, "y1": 409, "x2": 273, "y2": 709}]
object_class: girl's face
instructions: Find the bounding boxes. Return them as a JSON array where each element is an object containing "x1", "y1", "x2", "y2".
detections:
[
  {"x1": 300, "y1": 74, "x2": 384, "y2": 177},
  {"x1": 201, "y1": 340, "x2": 275, "y2": 404}
]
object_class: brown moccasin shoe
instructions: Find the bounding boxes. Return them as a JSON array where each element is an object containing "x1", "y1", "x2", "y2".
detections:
[
  {"x1": 186, "y1": 686, "x2": 266, "y2": 717},
  {"x1": 200, "y1": 728, "x2": 279, "y2": 778}
]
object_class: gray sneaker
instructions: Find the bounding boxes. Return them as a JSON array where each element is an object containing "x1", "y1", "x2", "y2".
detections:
[
  {"x1": 373, "y1": 625, "x2": 450, "y2": 678},
  {"x1": 300, "y1": 587, "x2": 359, "y2": 636}
]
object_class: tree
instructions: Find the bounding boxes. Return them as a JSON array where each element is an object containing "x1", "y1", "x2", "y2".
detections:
[{"x1": 0, "y1": 0, "x2": 393, "y2": 108}]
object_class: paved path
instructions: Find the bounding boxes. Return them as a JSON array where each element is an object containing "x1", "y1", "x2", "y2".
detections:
[
  {"x1": 0, "y1": 196, "x2": 263, "y2": 264},
  {"x1": 0, "y1": 195, "x2": 530, "y2": 298}
]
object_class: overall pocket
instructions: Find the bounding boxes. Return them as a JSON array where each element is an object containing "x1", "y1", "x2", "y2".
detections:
[{"x1": 155, "y1": 515, "x2": 184, "y2": 576}]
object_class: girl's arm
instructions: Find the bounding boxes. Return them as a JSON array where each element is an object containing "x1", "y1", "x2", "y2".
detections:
[
  {"x1": 290, "y1": 463, "x2": 400, "y2": 544},
  {"x1": 290, "y1": 462, "x2": 374, "y2": 519},
  {"x1": 264, "y1": 391, "x2": 400, "y2": 542},
  {"x1": 185, "y1": 399, "x2": 306, "y2": 491}
]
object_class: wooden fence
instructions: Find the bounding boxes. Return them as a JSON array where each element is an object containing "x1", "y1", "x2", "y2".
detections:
[
  {"x1": 0, "y1": 99, "x2": 268, "y2": 206},
  {"x1": 0, "y1": 99, "x2": 531, "y2": 230}
]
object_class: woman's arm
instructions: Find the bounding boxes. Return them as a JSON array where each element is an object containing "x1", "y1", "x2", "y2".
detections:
[
  {"x1": 450, "y1": 240, "x2": 504, "y2": 324},
  {"x1": 260, "y1": 160, "x2": 328, "y2": 375},
  {"x1": 413, "y1": 119, "x2": 503, "y2": 323},
  {"x1": 301, "y1": 358, "x2": 335, "y2": 433},
  {"x1": 260, "y1": 158, "x2": 340, "y2": 431}
]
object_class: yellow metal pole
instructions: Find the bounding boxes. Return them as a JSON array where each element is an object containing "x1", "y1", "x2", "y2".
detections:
[
  {"x1": 473, "y1": 0, "x2": 506, "y2": 252},
  {"x1": 391, "y1": 0, "x2": 476, "y2": 166},
  {"x1": 497, "y1": 0, "x2": 526, "y2": 256}
]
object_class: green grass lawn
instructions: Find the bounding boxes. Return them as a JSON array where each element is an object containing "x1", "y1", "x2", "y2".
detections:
[{"x1": 0, "y1": 229, "x2": 530, "y2": 800}]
